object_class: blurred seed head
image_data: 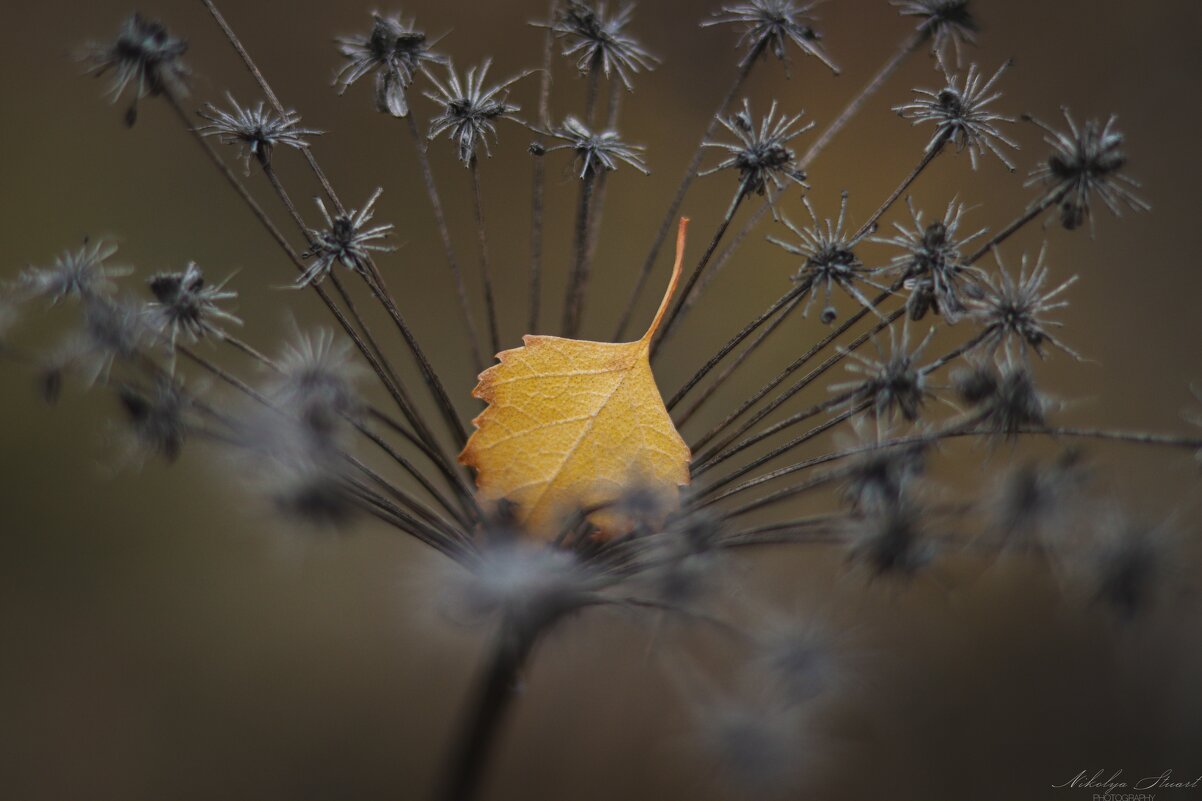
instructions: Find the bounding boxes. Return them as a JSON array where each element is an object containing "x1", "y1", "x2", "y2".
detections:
[
  {"x1": 954, "y1": 357, "x2": 1051, "y2": 438},
  {"x1": 894, "y1": 0, "x2": 978, "y2": 65},
  {"x1": 1024, "y1": 108, "x2": 1149, "y2": 233},
  {"x1": 984, "y1": 450, "x2": 1090, "y2": 552},
  {"x1": 83, "y1": 13, "x2": 190, "y2": 126},
  {"x1": 839, "y1": 424, "x2": 928, "y2": 514},
  {"x1": 448, "y1": 539, "x2": 598, "y2": 629},
  {"x1": 18, "y1": 241, "x2": 130, "y2": 306},
  {"x1": 270, "y1": 328, "x2": 362, "y2": 441},
  {"x1": 116, "y1": 376, "x2": 189, "y2": 463},
  {"x1": 845, "y1": 491, "x2": 935, "y2": 577}
]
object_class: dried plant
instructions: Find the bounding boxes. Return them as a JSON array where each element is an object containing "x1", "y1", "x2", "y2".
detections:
[{"x1": 4, "y1": 1, "x2": 1199, "y2": 799}]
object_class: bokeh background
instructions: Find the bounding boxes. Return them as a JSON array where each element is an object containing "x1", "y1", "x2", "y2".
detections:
[{"x1": 2, "y1": 0, "x2": 1201, "y2": 799}]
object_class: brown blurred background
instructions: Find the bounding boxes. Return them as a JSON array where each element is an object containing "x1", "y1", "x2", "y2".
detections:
[{"x1": 2, "y1": 0, "x2": 1201, "y2": 799}]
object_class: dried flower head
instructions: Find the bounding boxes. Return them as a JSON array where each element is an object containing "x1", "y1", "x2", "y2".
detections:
[
  {"x1": 954, "y1": 357, "x2": 1050, "y2": 438},
  {"x1": 424, "y1": 60, "x2": 529, "y2": 165},
  {"x1": 197, "y1": 93, "x2": 322, "y2": 174},
  {"x1": 969, "y1": 246, "x2": 1081, "y2": 361},
  {"x1": 770, "y1": 193, "x2": 885, "y2": 324},
  {"x1": 895, "y1": 56, "x2": 1017, "y2": 170},
  {"x1": 873, "y1": 197, "x2": 987, "y2": 322},
  {"x1": 533, "y1": 1, "x2": 658, "y2": 89},
  {"x1": 1024, "y1": 108, "x2": 1149, "y2": 233},
  {"x1": 83, "y1": 13, "x2": 190, "y2": 126},
  {"x1": 300, "y1": 188, "x2": 395, "y2": 286},
  {"x1": 546, "y1": 116, "x2": 649, "y2": 177},
  {"x1": 894, "y1": 0, "x2": 978, "y2": 64},
  {"x1": 701, "y1": 99, "x2": 812, "y2": 207},
  {"x1": 831, "y1": 324, "x2": 935, "y2": 423},
  {"x1": 116, "y1": 376, "x2": 189, "y2": 463},
  {"x1": 17, "y1": 241, "x2": 130, "y2": 305},
  {"x1": 703, "y1": 0, "x2": 839, "y2": 74},
  {"x1": 146, "y1": 262, "x2": 241, "y2": 346},
  {"x1": 334, "y1": 13, "x2": 448, "y2": 117}
]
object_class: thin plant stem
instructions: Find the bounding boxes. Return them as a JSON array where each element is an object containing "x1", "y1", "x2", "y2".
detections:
[
  {"x1": 435, "y1": 618, "x2": 548, "y2": 801},
  {"x1": 561, "y1": 170, "x2": 597, "y2": 337},
  {"x1": 469, "y1": 157, "x2": 502, "y2": 354},
  {"x1": 674, "y1": 279, "x2": 803, "y2": 428},
  {"x1": 612, "y1": 41, "x2": 765, "y2": 341},
  {"x1": 797, "y1": 26, "x2": 929, "y2": 169},
  {"x1": 404, "y1": 111, "x2": 485, "y2": 372},
  {"x1": 527, "y1": 0, "x2": 557, "y2": 333},
  {"x1": 652, "y1": 187, "x2": 749, "y2": 356},
  {"x1": 666, "y1": 280, "x2": 811, "y2": 410}
]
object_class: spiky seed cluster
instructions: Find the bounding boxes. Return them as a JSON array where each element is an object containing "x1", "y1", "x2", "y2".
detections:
[
  {"x1": 895, "y1": 57, "x2": 1017, "y2": 170},
  {"x1": 831, "y1": 325, "x2": 934, "y2": 423},
  {"x1": 18, "y1": 241, "x2": 130, "y2": 305},
  {"x1": 874, "y1": 198, "x2": 986, "y2": 322},
  {"x1": 770, "y1": 193, "x2": 882, "y2": 323},
  {"x1": 701, "y1": 99, "x2": 812, "y2": 207},
  {"x1": 893, "y1": 0, "x2": 978, "y2": 64},
  {"x1": 198, "y1": 94, "x2": 322, "y2": 174},
  {"x1": 146, "y1": 262, "x2": 240, "y2": 346},
  {"x1": 547, "y1": 116, "x2": 649, "y2": 177},
  {"x1": 424, "y1": 60, "x2": 528, "y2": 165},
  {"x1": 335, "y1": 13, "x2": 448, "y2": 117},
  {"x1": 969, "y1": 247, "x2": 1081, "y2": 361},
  {"x1": 117, "y1": 377, "x2": 189, "y2": 462},
  {"x1": 83, "y1": 13, "x2": 189, "y2": 126},
  {"x1": 703, "y1": 0, "x2": 839, "y2": 74},
  {"x1": 533, "y1": 1, "x2": 658, "y2": 89},
  {"x1": 301, "y1": 189, "x2": 395, "y2": 287},
  {"x1": 955, "y1": 358, "x2": 1049, "y2": 438},
  {"x1": 1024, "y1": 109, "x2": 1149, "y2": 232}
]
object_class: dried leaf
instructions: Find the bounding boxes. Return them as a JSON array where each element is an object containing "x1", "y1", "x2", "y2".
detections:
[{"x1": 460, "y1": 219, "x2": 693, "y2": 538}]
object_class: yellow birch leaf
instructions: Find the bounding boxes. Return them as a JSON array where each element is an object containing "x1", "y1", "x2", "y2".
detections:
[{"x1": 459, "y1": 219, "x2": 693, "y2": 539}]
